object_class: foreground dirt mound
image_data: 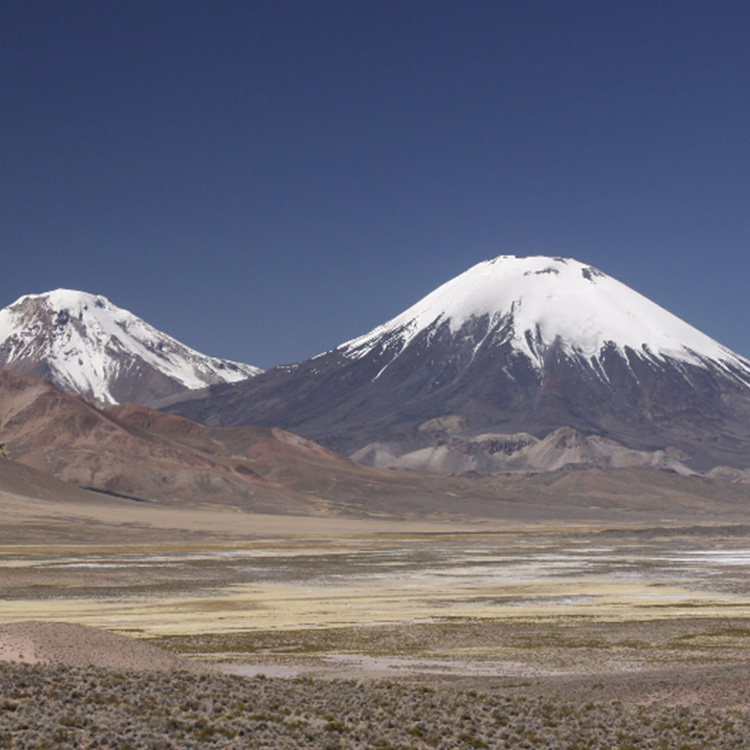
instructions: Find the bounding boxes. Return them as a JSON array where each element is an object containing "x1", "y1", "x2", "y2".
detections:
[{"x1": 0, "y1": 622, "x2": 205, "y2": 673}]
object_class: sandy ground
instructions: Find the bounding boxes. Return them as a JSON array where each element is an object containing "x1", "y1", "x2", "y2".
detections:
[
  {"x1": 0, "y1": 621, "x2": 205, "y2": 672},
  {"x1": 0, "y1": 488, "x2": 515, "y2": 545}
]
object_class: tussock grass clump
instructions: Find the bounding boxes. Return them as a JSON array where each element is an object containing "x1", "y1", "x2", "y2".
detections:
[{"x1": 1, "y1": 661, "x2": 749, "y2": 748}]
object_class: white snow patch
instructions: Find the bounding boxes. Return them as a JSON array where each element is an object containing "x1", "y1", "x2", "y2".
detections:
[
  {"x1": 0, "y1": 289, "x2": 262, "y2": 404},
  {"x1": 337, "y1": 255, "x2": 750, "y2": 381}
]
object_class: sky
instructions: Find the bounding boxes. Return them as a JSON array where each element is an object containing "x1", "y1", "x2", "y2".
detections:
[{"x1": 2, "y1": 1, "x2": 749, "y2": 368}]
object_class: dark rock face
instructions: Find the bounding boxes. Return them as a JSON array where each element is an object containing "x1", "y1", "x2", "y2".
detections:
[{"x1": 164, "y1": 314, "x2": 750, "y2": 472}]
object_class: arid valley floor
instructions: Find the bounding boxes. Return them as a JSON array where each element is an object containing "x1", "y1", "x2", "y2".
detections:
[{"x1": 3, "y1": 490, "x2": 750, "y2": 747}]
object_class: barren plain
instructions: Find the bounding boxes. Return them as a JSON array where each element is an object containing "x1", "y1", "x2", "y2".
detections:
[{"x1": 3, "y1": 488, "x2": 750, "y2": 747}]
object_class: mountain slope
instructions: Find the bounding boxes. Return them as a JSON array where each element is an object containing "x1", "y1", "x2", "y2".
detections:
[
  {"x1": 0, "y1": 369, "x2": 605, "y2": 521},
  {"x1": 340, "y1": 255, "x2": 742, "y2": 372},
  {"x1": 6, "y1": 371, "x2": 750, "y2": 524},
  {"x1": 0, "y1": 369, "x2": 309, "y2": 513},
  {"x1": 0, "y1": 289, "x2": 261, "y2": 405},
  {"x1": 0, "y1": 369, "x2": 501, "y2": 517},
  {"x1": 162, "y1": 256, "x2": 750, "y2": 471},
  {"x1": 352, "y1": 427, "x2": 694, "y2": 475}
]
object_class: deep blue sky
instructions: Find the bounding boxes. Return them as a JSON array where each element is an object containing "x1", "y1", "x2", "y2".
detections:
[{"x1": 3, "y1": 1, "x2": 749, "y2": 368}]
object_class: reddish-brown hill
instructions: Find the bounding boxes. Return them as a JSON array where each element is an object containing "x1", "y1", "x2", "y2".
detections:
[
  {"x1": 0, "y1": 370, "x2": 313, "y2": 514},
  {"x1": 4, "y1": 370, "x2": 750, "y2": 523}
]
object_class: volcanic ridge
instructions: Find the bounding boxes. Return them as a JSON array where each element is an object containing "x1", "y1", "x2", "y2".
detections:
[{"x1": 162, "y1": 255, "x2": 750, "y2": 474}]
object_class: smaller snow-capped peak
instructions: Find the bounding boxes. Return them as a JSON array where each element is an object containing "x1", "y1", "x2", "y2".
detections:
[
  {"x1": 0, "y1": 289, "x2": 262, "y2": 405},
  {"x1": 340, "y1": 255, "x2": 748, "y2": 376}
]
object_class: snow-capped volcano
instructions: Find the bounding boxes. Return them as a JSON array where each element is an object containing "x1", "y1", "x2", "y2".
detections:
[
  {"x1": 341, "y1": 255, "x2": 748, "y2": 379},
  {"x1": 0, "y1": 289, "x2": 261, "y2": 405},
  {"x1": 163, "y1": 255, "x2": 750, "y2": 472}
]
